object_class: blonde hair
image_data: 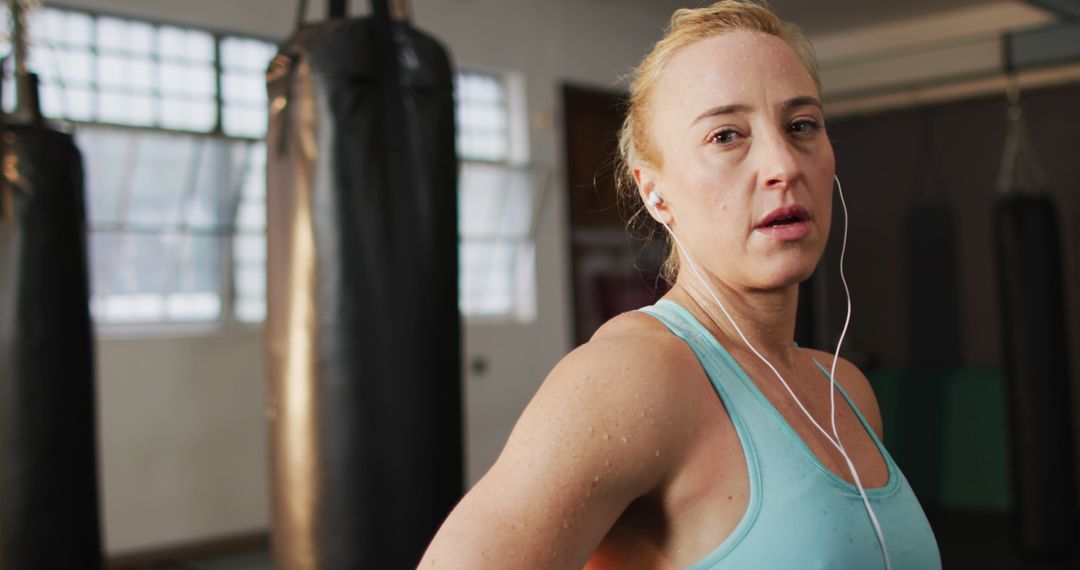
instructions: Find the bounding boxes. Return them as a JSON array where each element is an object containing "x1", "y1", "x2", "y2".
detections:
[{"x1": 617, "y1": 0, "x2": 821, "y2": 283}]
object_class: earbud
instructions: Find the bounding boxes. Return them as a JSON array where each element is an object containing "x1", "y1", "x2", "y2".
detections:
[{"x1": 647, "y1": 190, "x2": 663, "y2": 208}]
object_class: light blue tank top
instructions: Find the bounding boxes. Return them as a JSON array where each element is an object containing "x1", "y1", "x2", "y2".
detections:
[{"x1": 639, "y1": 300, "x2": 941, "y2": 570}]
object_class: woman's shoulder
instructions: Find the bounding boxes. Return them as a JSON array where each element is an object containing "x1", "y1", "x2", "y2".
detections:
[
  {"x1": 505, "y1": 308, "x2": 706, "y2": 473},
  {"x1": 587, "y1": 305, "x2": 691, "y2": 352},
  {"x1": 419, "y1": 309, "x2": 708, "y2": 566},
  {"x1": 563, "y1": 308, "x2": 702, "y2": 388}
]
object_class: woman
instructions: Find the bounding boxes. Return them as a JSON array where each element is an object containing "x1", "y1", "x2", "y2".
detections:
[{"x1": 421, "y1": 1, "x2": 941, "y2": 568}]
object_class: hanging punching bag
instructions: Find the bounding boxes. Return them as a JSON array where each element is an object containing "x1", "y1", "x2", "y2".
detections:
[
  {"x1": 265, "y1": 0, "x2": 462, "y2": 567},
  {"x1": 0, "y1": 58, "x2": 102, "y2": 570},
  {"x1": 994, "y1": 192, "x2": 1078, "y2": 561}
]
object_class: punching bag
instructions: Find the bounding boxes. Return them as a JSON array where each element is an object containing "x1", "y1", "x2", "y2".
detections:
[
  {"x1": 0, "y1": 73, "x2": 103, "y2": 569},
  {"x1": 994, "y1": 192, "x2": 1078, "y2": 560},
  {"x1": 265, "y1": 0, "x2": 462, "y2": 567}
]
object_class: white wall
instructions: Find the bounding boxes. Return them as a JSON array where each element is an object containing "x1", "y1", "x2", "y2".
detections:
[
  {"x1": 96, "y1": 329, "x2": 269, "y2": 552},
  {"x1": 77, "y1": 0, "x2": 678, "y2": 555}
]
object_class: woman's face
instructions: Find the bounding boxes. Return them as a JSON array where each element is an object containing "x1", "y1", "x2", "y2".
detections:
[{"x1": 639, "y1": 30, "x2": 834, "y2": 292}]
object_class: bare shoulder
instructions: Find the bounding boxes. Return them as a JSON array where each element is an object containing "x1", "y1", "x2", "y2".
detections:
[
  {"x1": 519, "y1": 309, "x2": 705, "y2": 467},
  {"x1": 419, "y1": 310, "x2": 702, "y2": 568},
  {"x1": 801, "y1": 348, "x2": 884, "y2": 441}
]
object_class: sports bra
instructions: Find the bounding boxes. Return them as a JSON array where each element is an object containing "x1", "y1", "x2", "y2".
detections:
[{"x1": 638, "y1": 300, "x2": 941, "y2": 569}]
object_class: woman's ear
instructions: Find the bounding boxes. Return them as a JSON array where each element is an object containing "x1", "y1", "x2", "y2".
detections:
[{"x1": 633, "y1": 165, "x2": 673, "y2": 226}]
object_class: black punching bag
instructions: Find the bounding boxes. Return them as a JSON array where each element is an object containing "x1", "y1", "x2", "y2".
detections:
[
  {"x1": 0, "y1": 76, "x2": 103, "y2": 569},
  {"x1": 994, "y1": 192, "x2": 1078, "y2": 560},
  {"x1": 264, "y1": 0, "x2": 462, "y2": 568}
]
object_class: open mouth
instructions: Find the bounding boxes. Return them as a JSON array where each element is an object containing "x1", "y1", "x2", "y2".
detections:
[
  {"x1": 764, "y1": 215, "x2": 802, "y2": 227},
  {"x1": 756, "y1": 205, "x2": 810, "y2": 229}
]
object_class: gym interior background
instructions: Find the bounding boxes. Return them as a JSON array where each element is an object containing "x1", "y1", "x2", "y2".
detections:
[{"x1": 3, "y1": 0, "x2": 1080, "y2": 568}]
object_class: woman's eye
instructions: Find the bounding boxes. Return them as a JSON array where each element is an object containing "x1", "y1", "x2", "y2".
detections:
[
  {"x1": 709, "y1": 129, "x2": 740, "y2": 145},
  {"x1": 789, "y1": 119, "x2": 821, "y2": 135}
]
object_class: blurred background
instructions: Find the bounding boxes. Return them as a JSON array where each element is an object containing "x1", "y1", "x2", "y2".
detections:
[{"x1": 1, "y1": 0, "x2": 1079, "y2": 568}]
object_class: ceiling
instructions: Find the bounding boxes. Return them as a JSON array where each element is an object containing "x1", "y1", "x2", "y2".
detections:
[{"x1": 647, "y1": 0, "x2": 1019, "y2": 35}]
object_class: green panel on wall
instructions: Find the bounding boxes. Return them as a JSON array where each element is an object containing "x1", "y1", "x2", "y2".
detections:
[{"x1": 866, "y1": 368, "x2": 1011, "y2": 512}]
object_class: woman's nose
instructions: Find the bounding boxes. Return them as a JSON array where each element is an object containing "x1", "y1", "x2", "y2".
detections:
[{"x1": 754, "y1": 132, "x2": 801, "y2": 191}]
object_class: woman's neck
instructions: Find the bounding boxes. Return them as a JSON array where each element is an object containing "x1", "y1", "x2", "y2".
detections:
[{"x1": 668, "y1": 277, "x2": 800, "y2": 367}]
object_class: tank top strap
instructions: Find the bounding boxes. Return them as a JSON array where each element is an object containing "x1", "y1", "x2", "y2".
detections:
[
  {"x1": 637, "y1": 300, "x2": 767, "y2": 429},
  {"x1": 807, "y1": 358, "x2": 898, "y2": 469},
  {"x1": 638, "y1": 299, "x2": 768, "y2": 553}
]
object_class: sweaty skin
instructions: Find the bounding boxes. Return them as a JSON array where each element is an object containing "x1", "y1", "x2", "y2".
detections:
[{"x1": 419, "y1": 30, "x2": 885, "y2": 569}]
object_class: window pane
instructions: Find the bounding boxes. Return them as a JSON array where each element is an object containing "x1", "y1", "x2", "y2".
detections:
[
  {"x1": 170, "y1": 234, "x2": 222, "y2": 295},
  {"x1": 460, "y1": 242, "x2": 516, "y2": 316},
  {"x1": 39, "y1": 83, "x2": 64, "y2": 119},
  {"x1": 221, "y1": 37, "x2": 276, "y2": 72},
  {"x1": 126, "y1": 132, "x2": 195, "y2": 225},
  {"x1": 161, "y1": 98, "x2": 216, "y2": 131},
  {"x1": 459, "y1": 162, "x2": 533, "y2": 240},
  {"x1": 223, "y1": 105, "x2": 266, "y2": 138},
  {"x1": 89, "y1": 232, "x2": 222, "y2": 323},
  {"x1": 98, "y1": 54, "x2": 156, "y2": 92},
  {"x1": 33, "y1": 48, "x2": 93, "y2": 85},
  {"x1": 63, "y1": 87, "x2": 96, "y2": 122},
  {"x1": 187, "y1": 139, "x2": 237, "y2": 229},
  {"x1": 160, "y1": 62, "x2": 217, "y2": 97},
  {"x1": 33, "y1": 7, "x2": 93, "y2": 48},
  {"x1": 159, "y1": 26, "x2": 214, "y2": 62},
  {"x1": 77, "y1": 127, "x2": 135, "y2": 224},
  {"x1": 99, "y1": 92, "x2": 155, "y2": 126},
  {"x1": 455, "y1": 71, "x2": 510, "y2": 162},
  {"x1": 232, "y1": 141, "x2": 266, "y2": 322},
  {"x1": 233, "y1": 234, "x2": 265, "y2": 323},
  {"x1": 223, "y1": 72, "x2": 266, "y2": 105}
]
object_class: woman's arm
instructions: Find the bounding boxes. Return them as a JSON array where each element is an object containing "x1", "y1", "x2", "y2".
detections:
[{"x1": 420, "y1": 321, "x2": 693, "y2": 568}]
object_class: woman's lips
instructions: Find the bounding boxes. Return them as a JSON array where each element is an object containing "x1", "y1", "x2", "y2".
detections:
[
  {"x1": 755, "y1": 221, "x2": 810, "y2": 240},
  {"x1": 755, "y1": 205, "x2": 811, "y2": 240}
]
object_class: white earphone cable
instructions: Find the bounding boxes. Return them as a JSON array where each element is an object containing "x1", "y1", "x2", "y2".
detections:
[
  {"x1": 829, "y1": 175, "x2": 892, "y2": 570},
  {"x1": 650, "y1": 175, "x2": 892, "y2": 570}
]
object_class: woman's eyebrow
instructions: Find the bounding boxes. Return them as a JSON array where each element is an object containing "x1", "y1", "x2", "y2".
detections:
[
  {"x1": 691, "y1": 96, "x2": 820, "y2": 126},
  {"x1": 782, "y1": 95, "x2": 822, "y2": 111},
  {"x1": 691, "y1": 103, "x2": 751, "y2": 126}
]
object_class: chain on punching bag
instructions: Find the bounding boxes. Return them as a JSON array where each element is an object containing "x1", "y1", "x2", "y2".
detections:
[
  {"x1": 0, "y1": 3, "x2": 102, "y2": 567},
  {"x1": 265, "y1": 0, "x2": 462, "y2": 567},
  {"x1": 994, "y1": 83, "x2": 1078, "y2": 561}
]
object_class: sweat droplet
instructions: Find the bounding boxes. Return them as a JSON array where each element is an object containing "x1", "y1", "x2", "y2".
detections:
[
  {"x1": 655, "y1": 450, "x2": 661, "y2": 457},
  {"x1": 602, "y1": 433, "x2": 610, "y2": 441},
  {"x1": 621, "y1": 436, "x2": 629, "y2": 444}
]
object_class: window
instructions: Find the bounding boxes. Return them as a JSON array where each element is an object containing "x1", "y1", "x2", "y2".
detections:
[
  {"x1": 456, "y1": 71, "x2": 536, "y2": 320},
  {"x1": 22, "y1": 8, "x2": 218, "y2": 130},
  {"x1": 78, "y1": 128, "x2": 262, "y2": 324},
  {"x1": 5, "y1": 5, "x2": 273, "y2": 326},
  {"x1": 10, "y1": 5, "x2": 536, "y2": 326}
]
